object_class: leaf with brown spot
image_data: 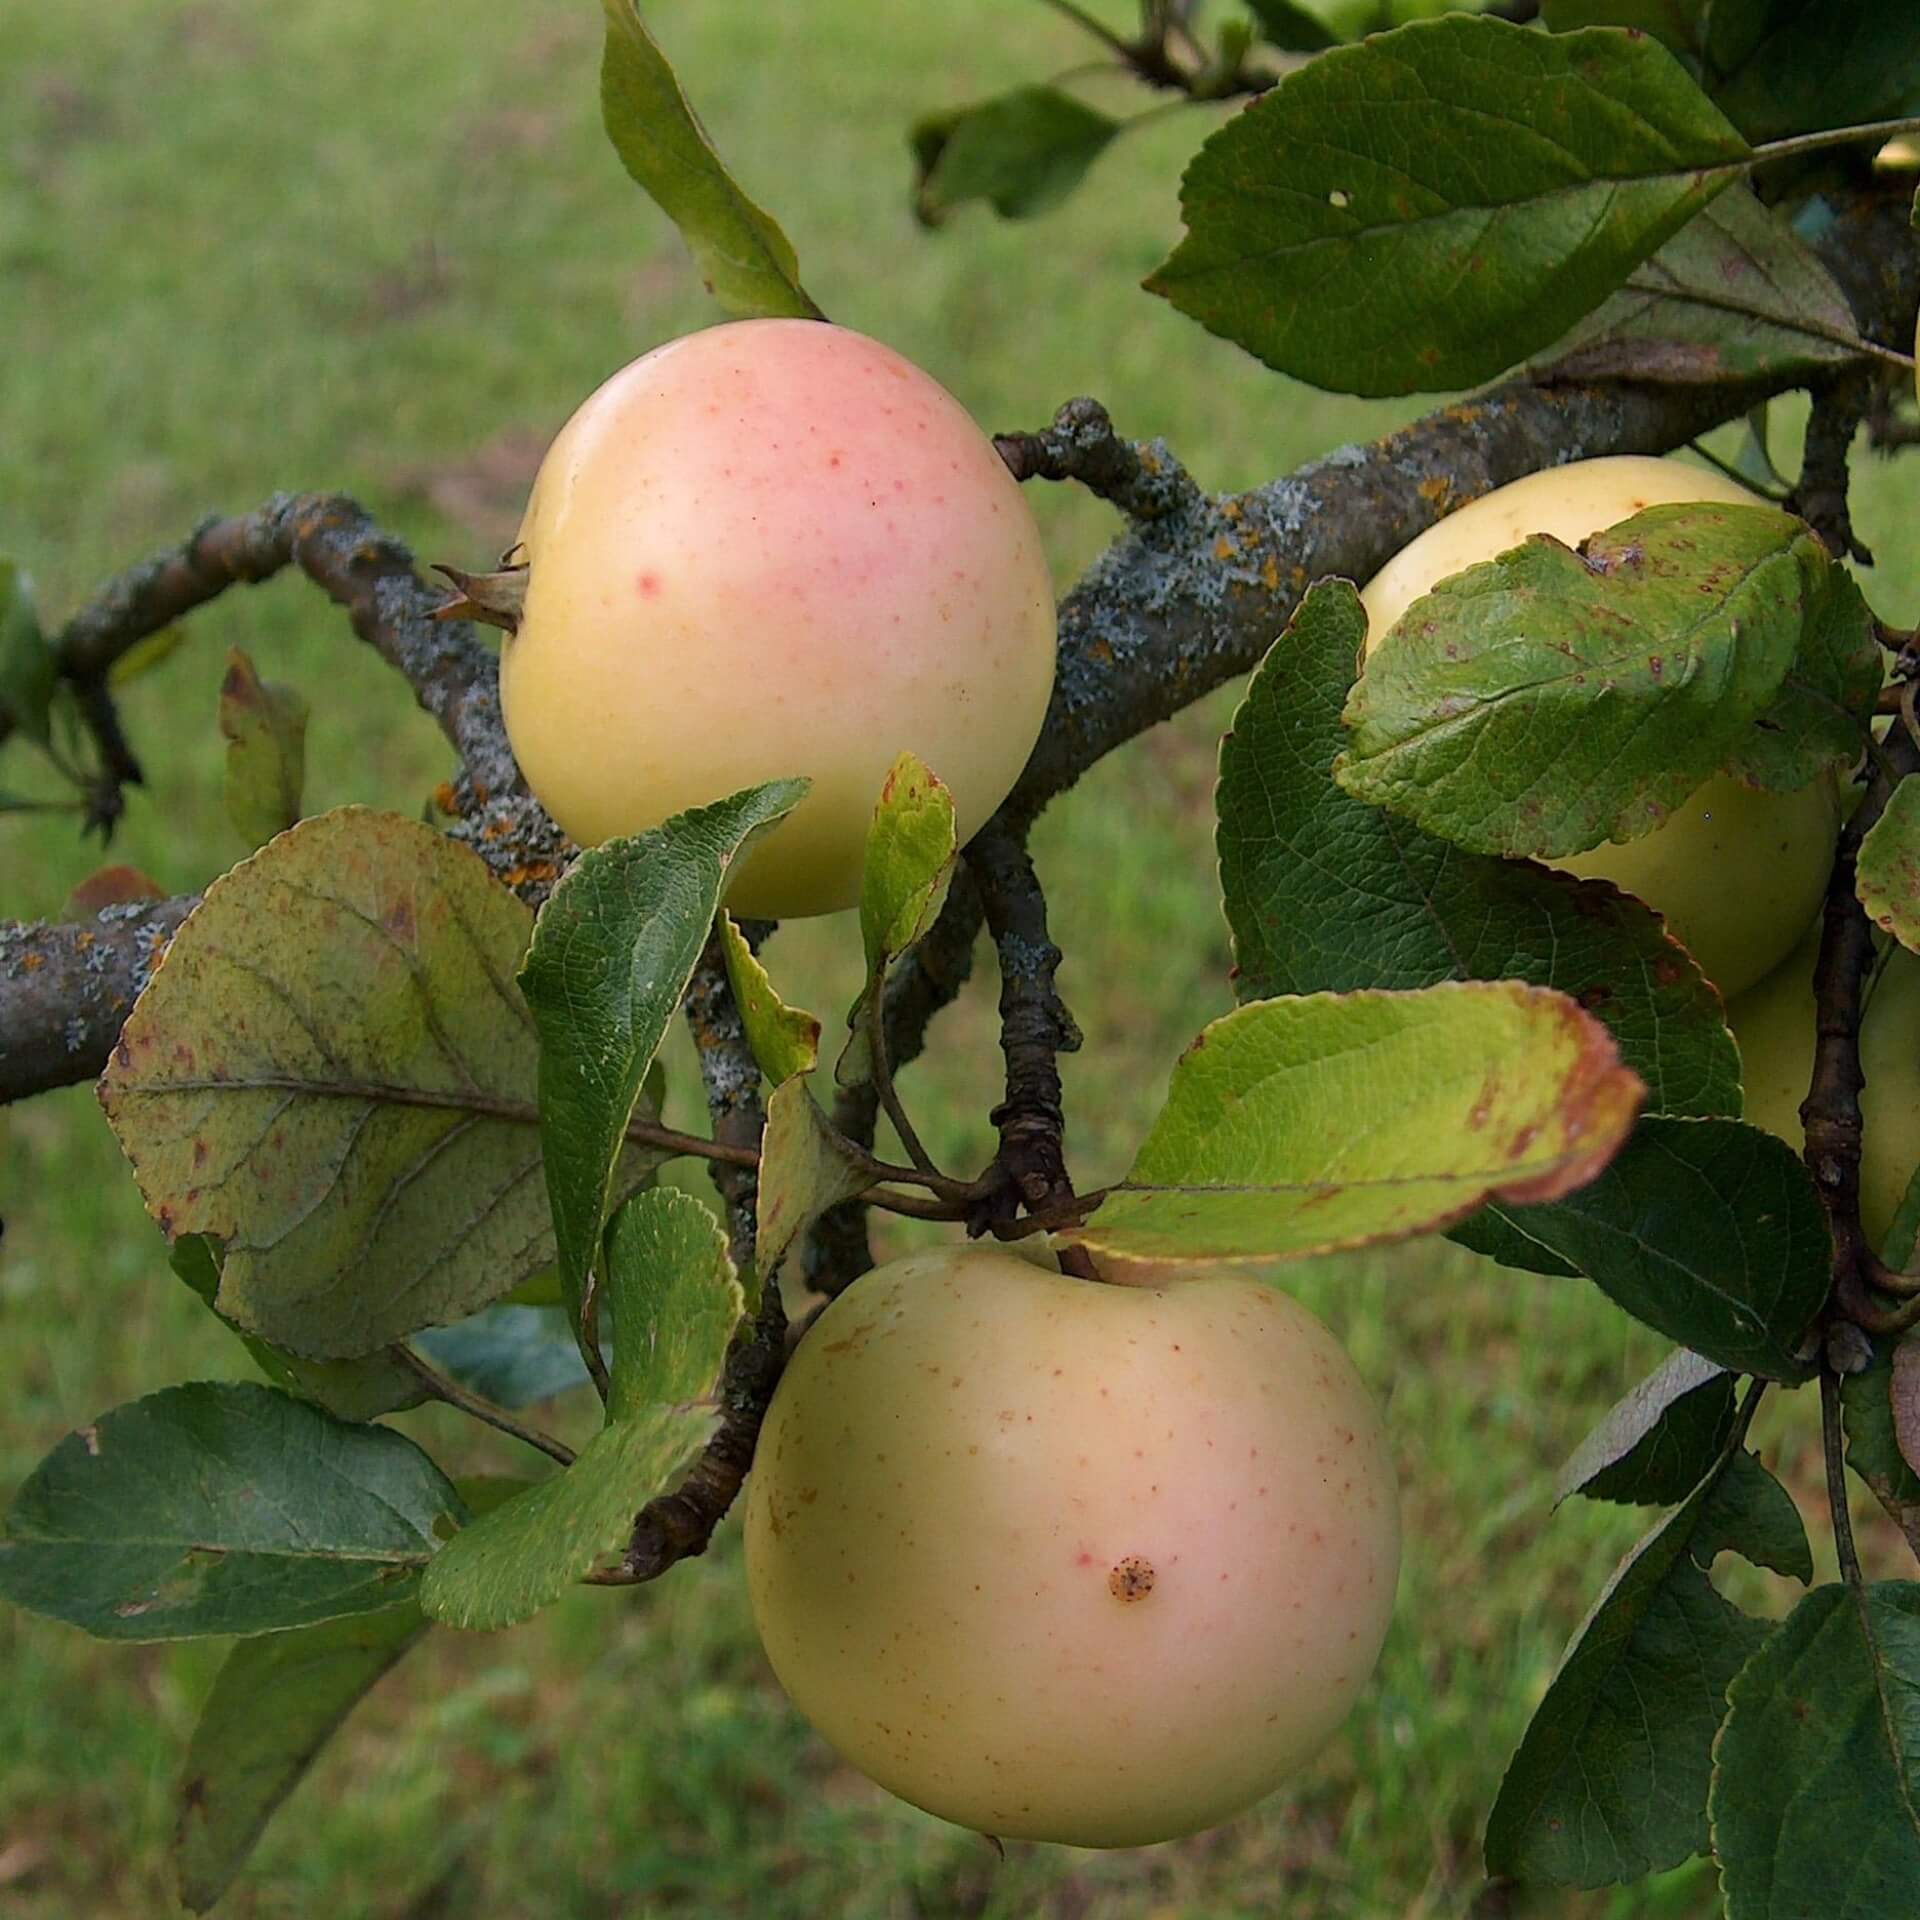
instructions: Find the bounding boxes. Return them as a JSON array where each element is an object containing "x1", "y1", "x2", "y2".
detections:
[
  {"x1": 1068, "y1": 981, "x2": 1643, "y2": 1264},
  {"x1": 100, "y1": 808, "x2": 663, "y2": 1359},
  {"x1": 1338, "y1": 504, "x2": 1868, "y2": 859}
]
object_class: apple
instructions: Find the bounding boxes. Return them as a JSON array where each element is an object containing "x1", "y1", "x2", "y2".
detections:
[
  {"x1": 1728, "y1": 929, "x2": 1920, "y2": 1252},
  {"x1": 743, "y1": 1244, "x2": 1400, "y2": 1847},
  {"x1": 1361, "y1": 456, "x2": 1842, "y2": 999},
  {"x1": 496, "y1": 320, "x2": 1057, "y2": 918}
]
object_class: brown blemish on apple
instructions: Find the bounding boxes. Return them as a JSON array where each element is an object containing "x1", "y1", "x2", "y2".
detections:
[{"x1": 1108, "y1": 1556, "x2": 1155, "y2": 1603}]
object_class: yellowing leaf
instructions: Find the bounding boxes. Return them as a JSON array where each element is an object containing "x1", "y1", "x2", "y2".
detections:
[
  {"x1": 1069, "y1": 982, "x2": 1643, "y2": 1263},
  {"x1": 218, "y1": 646, "x2": 308, "y2": 849},
  {"x1": 718, "y1": 911, "x2": 819, "y2": 1084},
  {"x1": 100, "y1": 808, "x2": 661, "y2": 1359}
]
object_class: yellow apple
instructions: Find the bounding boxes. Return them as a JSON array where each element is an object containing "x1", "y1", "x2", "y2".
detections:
[
  {"x1": 1361, "y1": 456, "x2": 1842, "y2": 999},
  {"x1": 1728, "y1": 929, "x2": 1920, "y2": 1252},
  {"x1": 498, "y1": 320, "x2": 1057, "y2": 918},
  {"x1": 744, "y1": 1243, "x2": 1400, "y2": 1847}
]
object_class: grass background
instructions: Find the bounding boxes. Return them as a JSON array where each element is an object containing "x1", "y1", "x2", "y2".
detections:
[{"x1": 3, "y1": 3, "x2": 1918, "y2": 1915}]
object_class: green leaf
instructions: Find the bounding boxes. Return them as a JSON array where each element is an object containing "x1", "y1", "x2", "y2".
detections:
[
  {"x1": 860, "y1": 751, "x2": 959, "y2": 980},
  {"x1": 169, "y1": 1236, "x2": 430, "y2": 1423},
  {"x1": 99, "y1": 808, "x2": 660, "y2": 1359},
  {"x1": 1534, "y1": 185, "x2": 1871, "y2": 386},
  {"x1": 519, "y1": 779, "x2": 802, "y2": 1364},
  {"x1": 421, "y1": 1410, "x2": 712, "y2": 1632},
  {"x1": 1711, "y1": 1581, "x2": 1920, "y2": 1916},
  {"x1": 1244, "y1": 0, "x2": 1343, "y2": 52},
  {"x1": 1844, "y1": 1339, "x2": 1920, "y2": 1565},
  {"x1": 755, "y1": 1077, "x2": 874, "y2": 1297},
  {"x1": 599, "y1": 0, "x2": 822, "y2": 320},
  {"x1": 413, "y1": 1306, "x2": 591, "y2": 1409},
  {"x1": 1709, "y1": 2, "x2": 1920, "y2": 144},
  {"x1": 1860, "y1": 779, "x2": 1920, "y2": 958},
  {"x1": 218, "y1": 646, "x2": 308, "y2": 850},
  {"x1": 839, "y1": 751, "x2": 959, "y2": 1090},
  {"x1": 603, "y1": 1186, "x2": 742, "y2": 1420},
  {"x1": 1556, "y1": 1348, "x2": 1736, "y2": 1507},
  {"x1": 0, "y1": 1382, "x2": 464, "y2": 1640},
  {"x1": 0, "y1": 560, "x2": 57, "y2": 748},
  {"x1": 1450, "y1": 1205, "x2": 1583, "y2": 1279},
  {"x1": 175, "y1": 1604, "x2": 427, "y2": 1914},
  {"x1": 1540, "y1": 1, "x2": 1707, "y2": 57},
  {"x1": 1337, "y1": 504, "x2": 1845, "y2": 858},
  {"x1": 1471, "y1": 1118, "x2": 1830, "y2": 1378},
  {"x1": 421, "y1": 1188, "x2": 738, "y2": 1631},
  {"x1": 1145, "y1": 15, "x2": 1750, "y2": 397},
  {"x1": 1218, "y1": 580, "x2": 1742, "y2": 1119},
  {"x1": 718, "y1": 911, "x2": 819, "y2": 1084},
  {"x1": 1487, "y1": 1449, "x2": 1809, "y2": 1887},
  {"x1": 911, "y1": 87, "x2": 1120, "y2": 226},
  {"x1": 1067, "y1": 982, "x2": 1643, "y2": 1264},
  {"x1": 1723, "y1": 560, "x2": 1881, "y2": 794}
]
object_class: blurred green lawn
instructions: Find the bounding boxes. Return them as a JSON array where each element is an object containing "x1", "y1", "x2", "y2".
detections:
[{"x1": 4, "y1": 4, "x2": 1917, "y2": 1916}]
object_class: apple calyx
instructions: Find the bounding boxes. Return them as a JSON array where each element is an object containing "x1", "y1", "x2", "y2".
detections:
[{"x1": 431, "y1": 560, "x2": 529, "y2": 636}]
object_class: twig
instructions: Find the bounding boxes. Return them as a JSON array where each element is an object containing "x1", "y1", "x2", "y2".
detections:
[
  {"x1": 1823, "y1": 1368, "x2": 1866, "y2": 1589},
  {"x1": 963, "y1": 822, "x2": 1099, "y2": 1276},
  {"x1": 10, "y1": 183, "x2": 1920, "y2": 1120},
  {"x1": 0, "y1": 898, "x2": 196, "y2": 1103},
  {"x1": 0, "y1": 495, "x2": 519, "y2": 836},
  {"x1": 1787, "y1": 372, "x2": 1875, "y2": 562},
  {"x1": 1756, "y1": 114, "x2": 1920, "y2": 170},
  {"x1": 995, "y1": 398, "x2": 1202, "y2": 522},
  {"x1": 866, "y1": 185, "x2": 1920, "y2": 1097},
  {"x1": 1807, "y1": 724, "x2": 1920, "y2": 1333},
  {"x1": 402, "y1": 1349, "x2": 576, "y2": 1468}
]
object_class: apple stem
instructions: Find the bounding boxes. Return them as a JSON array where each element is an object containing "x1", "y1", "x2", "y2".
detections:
[{"x1": 429, "y1": 561, "x2": 528, "y2": 636}]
